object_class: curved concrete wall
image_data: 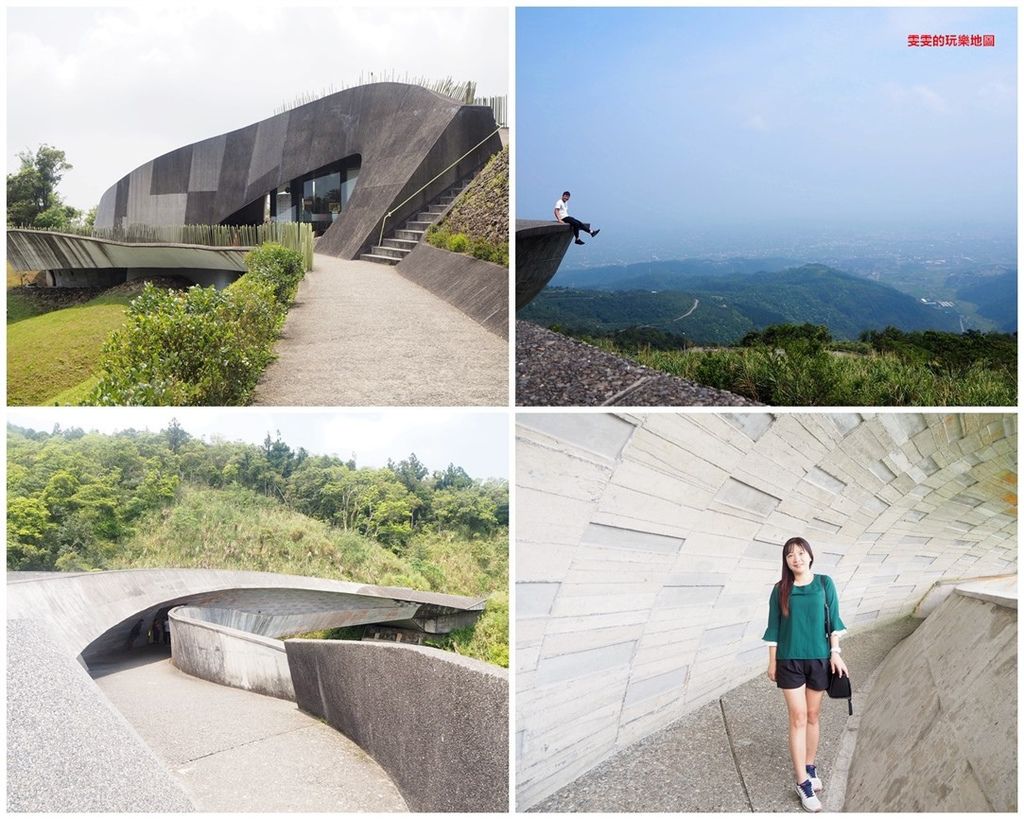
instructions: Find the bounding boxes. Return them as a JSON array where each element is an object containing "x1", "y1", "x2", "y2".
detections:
[
  {"x1": 95, "y1": 83, "x2": 501, "y2": 260},
  {"x1": 845, "y1": 585, "x2": 1016, "y2": 811},
  {"x1": 515, "y1": 412, "x2": 1017, "y2": 807},
  {"x1": 8, "y1": 569, "x2": 489, "y2": 810},
  {"x1": 7, "y1": 229, "x2": 248, "y2": 275},
  {"x1": 286, "y1": 640, "x2": 508, "y2": 812},
  {"x1": 169, "y1": 606, "x2": 295, "y2": 700},
  {"x1": 8, "y1": 618, "x2": 196, "y2": 812},
  {"x1": 396, "y1": 241, "x2": 508, "y2": 338},
  {"x1": 515, "y1": 220, "x2": 572, "y2": 309}
]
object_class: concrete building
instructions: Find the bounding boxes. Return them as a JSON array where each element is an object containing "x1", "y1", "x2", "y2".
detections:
[
  {"x1": 7, "y1": 82, "x2": 501, "y2": 286},
  {"x1": 515, "y1": 412, "x2": 1016, "y2": 809},
  {"x1": 95, "y1": 82, "x2": 500, "y2": 260}
]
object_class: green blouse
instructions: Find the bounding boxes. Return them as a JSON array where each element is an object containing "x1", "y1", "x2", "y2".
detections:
[{"x1": 762, "y1": 574, "x2": 846, "y2": 660}]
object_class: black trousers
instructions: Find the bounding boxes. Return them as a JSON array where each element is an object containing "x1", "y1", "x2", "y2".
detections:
[{"x1": 562, "y1": 216, "x2": 591, "y2": 240}]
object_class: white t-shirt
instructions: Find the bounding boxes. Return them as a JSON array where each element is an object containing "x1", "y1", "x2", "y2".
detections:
[{"x1": 554, "y1": 198, "x2": 569, "y2": 220}]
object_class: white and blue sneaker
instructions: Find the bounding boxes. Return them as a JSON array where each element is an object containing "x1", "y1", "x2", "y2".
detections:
[
  {"x1": 796, "y1": 779, "x2": 822, "y2": 812},
  {"x1": 806, "y1": 764, "x2": 822, "y2": 792}
]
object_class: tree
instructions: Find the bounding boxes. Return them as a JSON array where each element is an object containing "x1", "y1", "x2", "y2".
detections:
[
  {"x1": 6, "y1": 144, "x2": 80, "y2": 228},
  {"x1": 164, "y1": 418, "x2": 190, "y2": 454}
]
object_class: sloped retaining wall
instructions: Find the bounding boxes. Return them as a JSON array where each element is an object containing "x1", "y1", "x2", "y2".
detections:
[
  {"x1": 844, "y1": 587, "x2": 1016, "y2": 811},
  {"x1": 396, "y1": 241, "x2": 508, "y2": 339},
  {"x1": 169, "y1": 607, "x2": 295, "y2": 700},
  {"x1": 285, "y1": 639, "x2": 508, "y2": 812}
]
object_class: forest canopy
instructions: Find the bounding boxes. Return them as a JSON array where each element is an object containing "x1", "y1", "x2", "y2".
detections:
[{"x1": 7, "y1": 421, "x2": 508, "y2": 572}]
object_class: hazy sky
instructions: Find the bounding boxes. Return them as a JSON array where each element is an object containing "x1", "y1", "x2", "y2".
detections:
[
  {"x1": 7, "y1": 408, "x2": 510, "y2": 480},
  {"x1": 7, "y1": 5, "x2": 509, "y2": 211},
  {"x1": 518, "y1": 7, "x2": 1016, "y2": 252}
]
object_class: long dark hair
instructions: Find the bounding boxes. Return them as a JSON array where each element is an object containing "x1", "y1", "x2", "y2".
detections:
[{"x1": 778, "y1": 536, "x2": 814, "y2": 617}]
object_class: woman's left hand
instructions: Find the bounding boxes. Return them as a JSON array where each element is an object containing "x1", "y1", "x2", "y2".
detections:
[{"x1": 830, "y1": 653, "x2": 849, "y2": 678}]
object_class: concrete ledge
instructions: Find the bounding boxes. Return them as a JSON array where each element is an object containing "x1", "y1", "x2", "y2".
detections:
[
  {"x1": 395, "y1": 241, "x2": 508, "y2": 339},
  {"x1": 169, "y1": 607, "x2": 295, "y2": 701},
  {"x1": 515, "y1": 219, "x2": 572, "y2": 310},
  {"x1": 286, "y1": 639, "x2": 509, "y2": 812}
]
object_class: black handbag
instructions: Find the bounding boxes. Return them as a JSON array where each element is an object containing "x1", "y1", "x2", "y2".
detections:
[{"x1": 821, "y1": 575, "x2": 853, "y2": 715}]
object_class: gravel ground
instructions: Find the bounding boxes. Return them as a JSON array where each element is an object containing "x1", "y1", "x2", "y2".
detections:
[
  {"x1": 254, "y1": 255, "x2": 508, "y2": 406},
  {"x1": 516, "y1": 321, "x2": 758, "y2": 407}
]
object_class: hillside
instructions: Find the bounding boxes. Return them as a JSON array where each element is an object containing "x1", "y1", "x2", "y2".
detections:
[
  {"x1": 521, "y1": 264, "x2": 962, "y2": 343},
  {"x1": 955, "y1": 270, "x2": 1017, "y2": 331},
  {"x1": 7, "y1": 425, "x2": 509, "y2": 666},
  {"x1": 7, "y1": 292, "x2": 134, "y2": 405},
  {"x1": 550, "y1": 256, "x2": 802, "y2": 289}
]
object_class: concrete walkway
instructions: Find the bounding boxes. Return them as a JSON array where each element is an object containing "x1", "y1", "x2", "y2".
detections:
[
  {"x1": 531, "y1": 617, "x2": 920, "y2": 813},
  {"x1": 253, "y1": 255, "x2": 507, "y2": 405},
  {"x1": 92, "y1": 648, "x2": 407, "y2": 812}
]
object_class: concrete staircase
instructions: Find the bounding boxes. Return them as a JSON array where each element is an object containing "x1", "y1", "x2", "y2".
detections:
[{"x1": 360, "y1": 179, "x2": 470, "y2": 266}]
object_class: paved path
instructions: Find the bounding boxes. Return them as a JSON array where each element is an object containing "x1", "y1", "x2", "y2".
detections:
[
  {"x1": 254, "y1": 255, "x2": 507, "y2": 405},
  {"x1": 92, "y1": 648, "x2": 407, "y2": 813},
  {"x1": 531, "y1": 617, "x2": 919, "y2": 812}
]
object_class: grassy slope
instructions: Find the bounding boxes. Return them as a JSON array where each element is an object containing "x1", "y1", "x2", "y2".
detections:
[
  {"x1": 617, "y1": 344, "x2": 1015, "y2": 407},
  {"x1": 7, "y1": 293, "x2": 132, "y2": 405},
  {"x1": 111, "y1": 484, "x2": 509, "y2": 666}
]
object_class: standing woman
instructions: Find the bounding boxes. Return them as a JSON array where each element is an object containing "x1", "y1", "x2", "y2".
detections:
[{"x1": 763, "y1": 537, "x2": 848, "y2": 812}]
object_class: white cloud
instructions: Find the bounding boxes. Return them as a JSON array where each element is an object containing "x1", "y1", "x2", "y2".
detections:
[{"x1": 7, "y1": 6, "x2": 508, "y2": 210}]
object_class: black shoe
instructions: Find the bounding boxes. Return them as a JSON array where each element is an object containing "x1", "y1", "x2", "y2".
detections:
[
  {"x1": 591, "y1": 228, "x2": 600, "y2": 237},
  {"x1": 575, "y1": 239, "x2": 585, "y2": 245}
]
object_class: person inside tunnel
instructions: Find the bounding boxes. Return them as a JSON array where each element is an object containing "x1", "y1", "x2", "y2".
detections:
[{"x1": 763, "y1": 536, "x2": 849, "y2": 813}]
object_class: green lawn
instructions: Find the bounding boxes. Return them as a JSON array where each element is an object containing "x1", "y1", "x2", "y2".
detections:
[{"x1": 8, "y1": 293, "x2": 133, "y2": 405}]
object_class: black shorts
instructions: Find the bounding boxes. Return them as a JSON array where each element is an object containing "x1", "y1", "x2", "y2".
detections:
[{"x1": 776, "y1": 658, "x2": 829, "y2": 690}]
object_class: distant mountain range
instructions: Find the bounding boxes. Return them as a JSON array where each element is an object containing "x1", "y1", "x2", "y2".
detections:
[
  {"x1": 954, "y1": 270, "x2": 1017, "y2": 332},
  {"x1": 520, "y1": 263, "x2": 964, "y2": 344}
]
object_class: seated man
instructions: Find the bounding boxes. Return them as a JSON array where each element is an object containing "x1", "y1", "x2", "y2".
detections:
[{"x1": 554, "y1": 191, "x2": 600, "y2": 245}]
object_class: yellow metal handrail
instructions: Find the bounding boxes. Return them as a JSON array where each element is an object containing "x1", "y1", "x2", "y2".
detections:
[{"x1": 376, "y1": 127, "x2": 501, "y2": 249}]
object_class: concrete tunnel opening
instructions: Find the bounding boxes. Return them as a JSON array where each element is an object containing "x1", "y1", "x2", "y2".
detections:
[{"x1": 516, "y1": 412, "x2": 1016, "y2": 812}]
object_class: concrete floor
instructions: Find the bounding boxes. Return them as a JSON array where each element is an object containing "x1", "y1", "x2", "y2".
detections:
[
  {"x1": 91, "y1": 647, "x2": 407, "y2": 812},
  {"x1": 530, "y1": 617, "x2": 921, "y2": 813},
  {"x1": 253, "y1": 255, "x2": 508, "y2": 406}
]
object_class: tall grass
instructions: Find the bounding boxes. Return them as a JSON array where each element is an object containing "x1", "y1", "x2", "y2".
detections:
[
  {"x1": 273, "y1": 72, "x2": 479, "y2": 114},
  {"x1": 619, "y1": 345, "x2": 1016, "y2": 406},
  {"x1": 111, "y1": 484, "x2": 509, "y2": 666}
]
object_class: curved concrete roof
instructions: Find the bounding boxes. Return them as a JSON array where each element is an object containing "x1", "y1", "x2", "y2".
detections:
[
  {"x1": 95, "y1": 83, "x2": 501, "y2": 259},
  {"x1": 515, "y1": 412, "x2": 1017, "y2": 807},
  {"x1": 7, "y1": 568, "x2": 485, "y2": 662}
]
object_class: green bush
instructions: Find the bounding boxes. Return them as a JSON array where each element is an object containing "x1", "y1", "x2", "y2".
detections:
[
  {"x1": 242, "y1": 243, "x2": 304, "y2": 304},
  {"x1": 88, "y1": 282, "x2": 283, "y2": 405},
  {"x1": 426, "y1": 225, "x2": 508, "y2": 265},
  {"x1": 88, "y1": 243, "x2": 304, "y2": 406}
]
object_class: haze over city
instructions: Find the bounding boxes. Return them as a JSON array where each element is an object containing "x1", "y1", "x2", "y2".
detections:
[{"x1": 517, "y1": 7, "x2": 1016, "y2": 266}]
